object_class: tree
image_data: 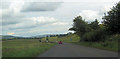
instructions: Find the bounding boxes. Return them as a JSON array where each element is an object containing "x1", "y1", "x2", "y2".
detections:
[
  {"x1": 69, "y1": 16, "x2": 91, "y2": 37},
  {"x1": 102, "y1": 2, "x2": 120, "y2": 34},
  {"x1": 89, "y1": 19, "x2": 99, "y2": 30}
]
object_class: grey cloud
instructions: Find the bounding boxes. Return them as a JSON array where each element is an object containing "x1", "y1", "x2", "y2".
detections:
[
  {"x1": 2, "y1": 16, "x2": 70, "y2": 34},
  {"x1": 21, "y1": 2, "x2": 63, "y2": 12},
  {"x1": 2, "y1": 20, "x2": 19, "y2": 25},
  {"x1": 2, "y1": 18, "x2": 24, "y2": 26},
  {"x1": 1, "y1": 9, "x2": 25, "y2": 26},
  {"x1": 0, "y1": 2, "x2": 11, "y2": 9}
]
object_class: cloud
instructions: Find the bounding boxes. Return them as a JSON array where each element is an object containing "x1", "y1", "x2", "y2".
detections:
[
  {"x1": 1, "y1": 0, "x2": 67, "y2": 36},
  {"x1": 52, "y1": 22, "x2": 69, "y2": 26},
  {"x1": 1, "y1": 1, "x2": 74, "y2": 36},
  {"x1": 100, "y1": 5, "x2": 114, "y2": 14},
  {"x1": 1, "y1": 9, "x2": 25, "y2": 25},
  {"x1": 21, "y1": 2, "x2": 63, "y2": 12},
  {"x1": 1, "y1": 0, "x2": 118, "y2": 36},
  {"x1": 22, "y1": 21, "x2": 70, "y2": 36},
  {"x1": 30, "y1": 16, "x2": 57, "y2": 24},
  {"x1": 3, "y1": 16, "x2": 69, "y2": 31},
  {"x1": 0, "y1": 2, "x2": 11, "y2": 9},
  {"x1": 2, "y1": 16, "x2": 71, "y2": 36},
  {"x1": 1, "y1": 1, "x2": 25, "y2": 26},
  {"x1": 0, "y1": 0, "x2": 63, "y2": 25},
  {"x1": 79, "y1": 10, "x2": 100, "y2": 22},
  {"x1": 63, "y1": 0, "x2": 119, "y2": 2},
  {"x1": 79, "y1": 4, "x2": 113, "y2": 22}
]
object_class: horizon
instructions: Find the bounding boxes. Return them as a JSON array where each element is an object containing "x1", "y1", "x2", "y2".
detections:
[{"x1": 0, "y1": 32, "x2": 72, "y2": 37}]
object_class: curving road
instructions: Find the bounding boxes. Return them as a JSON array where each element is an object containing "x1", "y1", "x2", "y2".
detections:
[{"x1": 37, "y1": 43, "x2": 118, "y2": 57}]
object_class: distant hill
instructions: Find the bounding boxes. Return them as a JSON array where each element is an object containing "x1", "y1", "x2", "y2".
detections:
[
  {"x1": 0, "y1": 35, "x2": 15, "y2": 40},
  {"x1": 0, "y1": 35, "x2": 45, "y2": 40},
  {"x1": 0, "y1": 33, "x2": 70, "y2": 40}
]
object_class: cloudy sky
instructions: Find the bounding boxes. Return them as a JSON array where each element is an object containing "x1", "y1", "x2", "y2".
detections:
[{"x1": 0, "y1": 0, "x2": 119, "y2": 37}]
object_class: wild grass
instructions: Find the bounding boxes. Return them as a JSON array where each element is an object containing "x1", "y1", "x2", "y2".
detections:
[
  {"x1": 74, "y1": 34, "x2": 119, "y2": 52},
  {"x1": 2, "y1": 39, "x2": 56, "y2": 57},
  {"x1": 74, "y1": 41, "x2": 118, "y2": 52}
]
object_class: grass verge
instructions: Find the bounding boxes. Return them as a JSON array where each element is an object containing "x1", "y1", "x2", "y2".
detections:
[
  {"x1": 2, "y1": 39, "x2": 57, "y2": 57},
  {"x1": 72, "y1": 34, "x2": 119, "y2": 52},
  {"x1": 73, "y1": 41, "x2": 118, "y2": 52}
]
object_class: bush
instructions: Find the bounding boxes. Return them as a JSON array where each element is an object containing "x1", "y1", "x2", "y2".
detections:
[
  {"x1": 81, "y1": 28, "x2": 106, "y2": 42},
  {"x1": 106, "y1": 34, "x2": 120, "y2": 41}
]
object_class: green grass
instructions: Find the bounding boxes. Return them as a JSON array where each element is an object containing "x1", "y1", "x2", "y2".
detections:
[
  {"x1": 74, "y1": 34, "x2": 118, "y2": 52},
  {"x1": 2, "y1": 39, "x2": 56, "y2": 57},
  {"x1": 65, "y1": 34, "x2": 119, "y2": 52},
  {"x1": 73, "y1": 41, "x2": 118, "y2": 52},
  {"x1": 0, "y1": 41, "x2": 2, "y2": 58}
]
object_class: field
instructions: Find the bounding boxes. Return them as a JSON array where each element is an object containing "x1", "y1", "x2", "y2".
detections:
[{"x1": 2, "y1": 39, "x2": 56, "y2": 57}]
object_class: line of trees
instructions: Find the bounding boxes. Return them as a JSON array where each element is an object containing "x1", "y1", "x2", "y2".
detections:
[{"x1": 69, "y1": 2, "x2": 120, "y2": 42}]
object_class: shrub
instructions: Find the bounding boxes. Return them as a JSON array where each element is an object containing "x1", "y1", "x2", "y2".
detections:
[{"x1": 81, "y1": 28, "x2": 106, "y2": 42}]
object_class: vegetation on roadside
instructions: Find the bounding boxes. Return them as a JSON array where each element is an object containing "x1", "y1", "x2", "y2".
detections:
[
  {"x1": 73, "y1": 34, "x2": 119, "y2": 52},
  {"x1": 44, "y1": 34, "x2": 80, "y2": 43},
  {"x1": 2, "y1": 39, "x2": 56, "y2": 57}
]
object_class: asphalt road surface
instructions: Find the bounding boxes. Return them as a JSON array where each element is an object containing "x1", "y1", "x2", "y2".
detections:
[{"x1": 38, "y1": 43, "x2": 118, "y2": 57}]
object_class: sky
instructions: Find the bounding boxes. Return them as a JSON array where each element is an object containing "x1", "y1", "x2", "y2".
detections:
[{"x1": 0, "y1": 0, "x2": 119, "y2": 37}]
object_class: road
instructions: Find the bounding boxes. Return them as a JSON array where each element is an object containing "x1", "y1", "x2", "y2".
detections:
[{"x1": 37, "y1": 43, "x2": 118, "y2": 57}]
